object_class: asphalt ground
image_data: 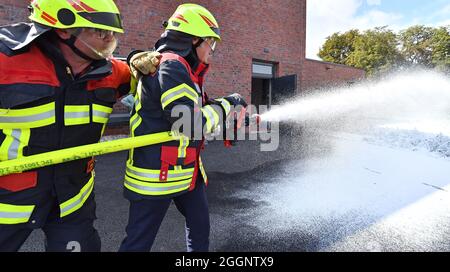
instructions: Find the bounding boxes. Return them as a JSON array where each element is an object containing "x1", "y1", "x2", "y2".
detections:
[
  {"x1": 20, "y1": 124, "x2": 450, "y2": 252},
  {"x1": 21, "y1": 127, "x2": 323, "y2": 252}
]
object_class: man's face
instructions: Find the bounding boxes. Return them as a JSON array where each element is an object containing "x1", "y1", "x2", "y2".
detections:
[
  {"x1": 74, "y1": 28, "x2": 118, "y2": 60},
  {"x1": 195, "y1": 37, "x2": 216, "y2": 64}
]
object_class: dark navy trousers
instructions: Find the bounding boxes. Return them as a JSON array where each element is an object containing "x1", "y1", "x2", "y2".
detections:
[
  {"x1": 0, "y1": 194, "x2": 100, "y2": 252},
  {"x1": 119, "y1": 179, "x2": 210, "y2": 252}
]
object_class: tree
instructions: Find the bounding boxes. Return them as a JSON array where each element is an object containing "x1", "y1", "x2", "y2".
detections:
[
  {"x1": 430, "y1": 26, "x2": 450, "y2": 72},
  {"x1": 319, "y1": 25, "x2": 448, "y2": 76},
  {"x1": 399, "y1": 25, "x2": 435, "y2": 68},
  {"x1": 318, "y1": 29, "x2": 361, "y2": 65},
  {"x1": 346, "y1": 27, "x2": 403, "y2": 76}
]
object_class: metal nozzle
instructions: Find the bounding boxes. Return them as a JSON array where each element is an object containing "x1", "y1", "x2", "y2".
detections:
[{"x1": 245, "y1": 114, "x2": 261, "y2": 126}]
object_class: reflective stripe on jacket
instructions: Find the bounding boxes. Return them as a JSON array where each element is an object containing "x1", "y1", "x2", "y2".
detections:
[
  {"x1": 125, "y1": 52, "x2": 229, "y2": 199},
  {"x1": 0, "y1": 24, "x2": 131, "y2": 225}
]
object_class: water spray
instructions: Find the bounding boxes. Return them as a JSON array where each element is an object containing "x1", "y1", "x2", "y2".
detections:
[{"x1": 259, "y1": 70, "x2": 450, "y2": 128}]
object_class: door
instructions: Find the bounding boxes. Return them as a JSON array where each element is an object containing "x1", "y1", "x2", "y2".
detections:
[{"x1": 270, "y1": 74, "x2": 297, "y2": 106}]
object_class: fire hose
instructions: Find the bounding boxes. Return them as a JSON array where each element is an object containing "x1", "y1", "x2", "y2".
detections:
[
  {"x1": 0, "y1": 132, "x2": 175, "y2": 177},
  {"x1": 0, "y1": 112, "x2": 261, "y2": 177}
]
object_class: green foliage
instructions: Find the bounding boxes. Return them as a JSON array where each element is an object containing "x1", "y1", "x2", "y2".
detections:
[
  {"x1": 347, "y1": 27, "x2": 403, "y2": 76},
  {"x1": 318, "y1": 29, "x2": 361, "y2": 65},
  {"x1": 399, "y1": 25, "x2": 435, "y2": 68},
  {"x1": 430, "y1": 26, "x2": 450, "y2": 72},
  {"x1": 318, "y1": 25, "x2": 450, "y2": 76}
]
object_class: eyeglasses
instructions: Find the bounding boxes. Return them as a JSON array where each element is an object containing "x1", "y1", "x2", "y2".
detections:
[
  {"x1": 202, "y1": 38, "x2": 217, "y2": 52},
  {"x1": 85, "y1": 28, "x2": 115, "y2": 39}
]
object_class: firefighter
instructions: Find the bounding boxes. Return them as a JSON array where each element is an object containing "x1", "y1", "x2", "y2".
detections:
[
  {"x1": 0, "y1": 0, "x2": 158, "y2": 251},
  {"x1": 119, "y1": 3, "x2": 247, "y2": 252}
]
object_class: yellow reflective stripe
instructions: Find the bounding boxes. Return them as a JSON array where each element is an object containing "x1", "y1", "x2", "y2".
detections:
[
  {"x1": 178, "y1": 135, "x2": 189, "y2": 158},
  {"x1": 0, "y1": 129, "x2": 14, "y2": 161},
  {"x1": 215, "y1": 98, "x2": 231, "y2": 116},
  {"x1": 16, "y1": 129, "x2": 31, "y2": 159},
  {"x1": 64, "y1": 105, "x2": 90, "y2": 126},
  {"x1": 59, "y1": 173, "x2": 94, "y2": 217},
  {"x1": 0, "y1": 203, "x2": 35, "y2": 224},
  {"x1": 199, "y1": 156, "x2": 208, "y2": 183},
  {"x1": 130, "y1": 81, "x2": 143, "y2": 135},
  {"x1": 124, "y1": 175, "x2": 191, "y2": 196},
  {"x1": 0, "y1": 102, "x2": 55, "y2": 129},
  {"x1": 136, "y1": 78, "x2": 143, "y2": 101},
  {"x1": 0, "y1": 129, "x2": 31, "y2": 161},
  {"x1": 161, "y1": 83, "x2": 199, "y2": 109},
  {"x1": 201, "y1": 105, "x2": 220, "y2": 133},
  {"x1": 130, "y1": 113, "x2": 142, "y2": 134},
  {"x1": 92, "y1": 104, "x2": 113, "y2": 124},
  {"x1": 129, "y1": 85, "x2": 145, "y2": 162},
  {"x1": 100, "y1": 123, "x2": 107, "y2": 137},
  {"x1": 128, "y1": 113, "x2": 142, "y2": 160},
  {"x1": 134, "y1": 98, "x2": 142, "y2": 113},
  {"x1": 126, "y1": 162, "x2": 194, "y2": 182}
]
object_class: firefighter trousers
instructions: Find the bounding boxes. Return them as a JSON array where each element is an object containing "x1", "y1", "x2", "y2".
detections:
[
  {"x1": 119, "y1": 178, "x2": 210, "y2": 252},
  {"x1": 0, "y1": 194, "x2": 100, "y2": 252}
]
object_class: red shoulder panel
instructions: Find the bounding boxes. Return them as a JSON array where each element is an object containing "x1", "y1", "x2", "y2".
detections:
[
  {"x1": 160, "y1": 52, "x2": 191, "y2": 73},
  {"x1": 160, "y1": 52, "x2": 198, "y2": 83},
  {"x1": 87, "y1": 58, "x2": 131, "y2": 91},
  {"x1": 0, "y1": 45, "x2": 59, "y2": 86}
]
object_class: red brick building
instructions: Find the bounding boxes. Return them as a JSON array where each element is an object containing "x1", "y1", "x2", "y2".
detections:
[
  {"x1": 0, "y1": 0, "x2": 365, "y2": 133},
  {"x1": 302, "y1": 58, "x2": 365, "y2": 91}
]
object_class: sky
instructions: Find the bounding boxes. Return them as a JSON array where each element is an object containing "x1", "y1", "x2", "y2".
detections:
[{"x1": 306, "y1": 0, "x2": 450, "y2": 59}]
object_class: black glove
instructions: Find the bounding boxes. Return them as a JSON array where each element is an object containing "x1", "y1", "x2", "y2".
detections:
[{"x1": 223, "y1": 93, "x2": 248, "y2": 107}]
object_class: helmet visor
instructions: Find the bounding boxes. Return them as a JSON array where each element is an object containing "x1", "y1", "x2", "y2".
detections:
[
  {"x1": 210, "y1": 27, "x2": 220, "y2": 37},
  {"x1": 203, "y1": 37, "x2": 217, "y2": 52},
  {"x1": 78, "y1": 12, "x2": 123, "y2": 31},
  {"x1": 69, "y1": 28, "x2": 120, "y2": 59}
]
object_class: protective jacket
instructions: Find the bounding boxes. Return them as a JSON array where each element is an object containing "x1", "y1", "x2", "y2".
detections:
[
  {"x1": 0, "y1": 23, "x2": 130, "y2": 225},
  {"x1": 124, "y1": 31, "x2": 231, "y2": 199}
]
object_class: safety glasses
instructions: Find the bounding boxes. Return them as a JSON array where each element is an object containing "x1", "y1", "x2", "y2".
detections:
[
  {"x1": 85, "y1": 28, "x2": 116, "y2": 40},
  {"x1": 202, "y1": 37, "x2": 217, "y2": 52}
]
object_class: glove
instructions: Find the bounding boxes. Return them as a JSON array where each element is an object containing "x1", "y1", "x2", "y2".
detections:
[
  {"x1": 129, "y1": 51, "x2": 162, "y2": 78},
  {"x1": 223, "y1": 93, "x2": 248, "y2": 108}
]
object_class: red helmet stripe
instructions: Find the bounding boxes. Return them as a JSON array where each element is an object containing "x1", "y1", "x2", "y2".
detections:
[
  {"x1": 174, "y1": 14, "x2": 189, "y2": 24},
  {"x1": 66, "y1": 0, "x2": 97, "y2": 12},
  {"x1": 66, "y1": 0, "x2": 84, "y2": 11},
  {"x1": 79, "y1": 1, "x2": 97, "y2": 12},
  {"x1": 199, "y1": 14, "x2": 216, "y2": 28},
  {"x1": 41, "y1": 11, "x2": 57, "y2": 25},
  {"x1": 31, "y1": 0, "x2": 41, "y2": 10}
]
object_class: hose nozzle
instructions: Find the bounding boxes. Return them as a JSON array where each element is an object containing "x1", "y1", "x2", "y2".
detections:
[{"x1": 245, "y1": 114, "x2": 261, "y2": 126}]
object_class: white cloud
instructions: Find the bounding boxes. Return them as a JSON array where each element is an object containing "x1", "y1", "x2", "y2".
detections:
[
  {"x1": 367, "y1": 0, "x2": 381, "y2": 6},
  {"x1": 306, "y1": 0, "x2": 403, "y2": 59}
]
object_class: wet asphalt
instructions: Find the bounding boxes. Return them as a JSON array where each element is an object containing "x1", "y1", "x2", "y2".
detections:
[
  {"x1": 20, "y1": 126, "x2": 323, "y2": 252},
  {"x1": 21, "y1": 123, "x2": 449, "y2": 252}
]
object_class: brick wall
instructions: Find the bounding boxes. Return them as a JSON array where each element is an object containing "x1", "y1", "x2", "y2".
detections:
[
  {"x1": 114, "y1": 0, "x2": 307, "y2": 102},
  {"x1": 0, "y1": 0, "x2": 306, "y2": 103},
  {"x1": 0, "y1": 0, "x2": 28, "y2": 24},
  {"x1": 301, "y1": 58, "x2": 366, "y2": 91},
  {"x1": 1, "y1": 1, "x2": 366, "y2": 135}
]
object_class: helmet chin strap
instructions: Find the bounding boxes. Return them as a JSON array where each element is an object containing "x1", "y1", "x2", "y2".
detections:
[
  {"x1": 58, "y1": 35, "x2": 96, "y2": 61},
  {"x1": 76, "y1": 37, "x2": 115, "y2": 60}
]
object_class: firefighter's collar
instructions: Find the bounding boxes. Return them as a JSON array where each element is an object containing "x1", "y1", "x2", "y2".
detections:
[{"x1": 0, "y1": 22, "x2": 51, "y2": 51}]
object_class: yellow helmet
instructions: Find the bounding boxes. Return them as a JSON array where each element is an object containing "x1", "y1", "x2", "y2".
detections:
[
  {"x1": 166, "y1": 3, "x2": 220, "y2": 41},
  {"x1": 28, "y1": 0, "x2": 124, "y2": 33}
]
